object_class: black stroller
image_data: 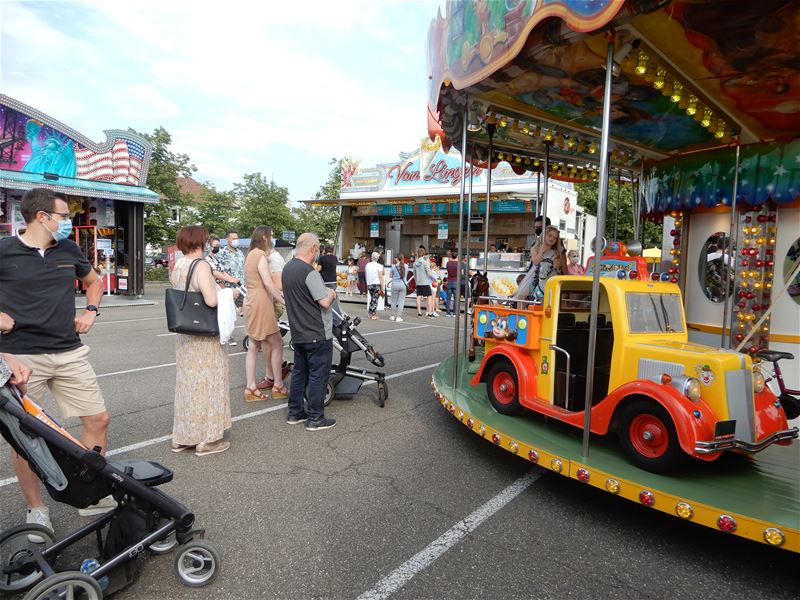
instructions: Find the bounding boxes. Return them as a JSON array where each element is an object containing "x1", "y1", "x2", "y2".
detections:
[
  {"x1": 243, "y1": 308, "x2": 388, "y2": 408},
  {"x1": 0, "y1": 385, "x2": 219, "y2": 599}
]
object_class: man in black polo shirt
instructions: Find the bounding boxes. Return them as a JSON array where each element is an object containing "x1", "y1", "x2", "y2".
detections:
[
  {"x1": 0, "y1": 188, "x2": 111, "y2": 538},
  {"x1": 282, "y1": 232, "x2": 337, "y2": 431}
]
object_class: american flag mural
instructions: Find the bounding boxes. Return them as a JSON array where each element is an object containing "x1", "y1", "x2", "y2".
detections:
[{"x1": 73, "y1": 139, "x2": 145, "y2": 185}]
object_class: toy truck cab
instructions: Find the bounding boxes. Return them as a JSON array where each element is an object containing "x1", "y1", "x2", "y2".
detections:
[{"x1": 471, "y1": 268, "x2": 798, "y2": 473}]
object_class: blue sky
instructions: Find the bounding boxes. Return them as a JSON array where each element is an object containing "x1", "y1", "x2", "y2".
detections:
[{"x1": 1, "y1": 0, "x2": 443, "y2": 202}]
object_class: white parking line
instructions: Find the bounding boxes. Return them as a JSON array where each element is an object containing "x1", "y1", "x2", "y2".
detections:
[
  {"x1": 93, "y1": 316, "x2": 166, "y2": 325},
  {"x1": 357, "y1": 471, "x2": 542, "y2": 600},
  {"x1": 0, "y1": 362, "x2": 440, "y2": 489}
]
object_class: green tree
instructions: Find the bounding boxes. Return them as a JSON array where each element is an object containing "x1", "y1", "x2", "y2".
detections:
[
  {"x1": 196, "y1": 183, "x2": 238, "y2": 238},
  {"x1": 131, "y1": 126, "x2": 196, "y2": 248},
  {"x1": 294, "y1": 157, "x2": 347, "y2": 245},
  {"x1": 576, "y1": 180, "x2": 661, "y2": 247},
  {"x1": 233, "y1": 173, "x2": 296, "y2": 237}
]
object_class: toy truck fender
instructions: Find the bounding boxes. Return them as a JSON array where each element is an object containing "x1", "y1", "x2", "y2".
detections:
[
  {"x1": 471, "y1": 345, "x2": 537, "y2": 403},
  {"x1": 599, "y1": 380, "x2": 718, "y2": 460}
]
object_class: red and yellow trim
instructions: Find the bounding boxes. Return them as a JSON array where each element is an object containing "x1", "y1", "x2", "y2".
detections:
[{"x1": 431, "y1": 378, "x2": 799, "y2": 553}]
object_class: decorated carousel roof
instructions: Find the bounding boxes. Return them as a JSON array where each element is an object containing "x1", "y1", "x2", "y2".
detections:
[{"x1": 426, "y1": 1, "x2": 800, "y2": 211}]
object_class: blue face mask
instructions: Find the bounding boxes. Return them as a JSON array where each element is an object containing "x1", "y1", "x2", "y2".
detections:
[{"x1": 50, "y1": 216, "x2": 73, "y2": 242}]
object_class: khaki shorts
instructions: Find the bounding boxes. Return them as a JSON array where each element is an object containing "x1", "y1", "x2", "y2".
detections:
[{"x1": 16, "y1": 345, "x2": 106, "y2": 418}]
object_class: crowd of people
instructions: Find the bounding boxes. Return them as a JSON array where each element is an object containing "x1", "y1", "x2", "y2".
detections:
[{"x1": 0, "y1": 186, "x2": 583, "y2": 540}]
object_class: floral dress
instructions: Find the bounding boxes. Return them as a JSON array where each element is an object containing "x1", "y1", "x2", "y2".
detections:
[{"x1": 170, "y1": 258, "x2": 232, "y2": 446}]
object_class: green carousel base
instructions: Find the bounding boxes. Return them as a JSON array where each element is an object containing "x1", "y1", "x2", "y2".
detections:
[{"x1": 432, "y1": 354, "x2": 800, "y2": 552}]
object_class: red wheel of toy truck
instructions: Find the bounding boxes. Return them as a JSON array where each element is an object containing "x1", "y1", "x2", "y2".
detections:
[
  {"x1": 486, "y1": 361, "x2": 522, "y2": 415},
  {"x1": 618, "y1": 399, "x2": 687, "y2": 473}
]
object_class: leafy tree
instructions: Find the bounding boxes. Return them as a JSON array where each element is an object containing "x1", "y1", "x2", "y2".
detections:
[
  {"x1": 196, "y1": 183, "x2": 238, "y2": 238},
  {"x1": 233, "y1": 173, "x2": 296, "y2": 237},
  {"x1": 294, "y1": 157, "x2": 348, "y2": 246},
  {"x1": 131, "y1": 126, "x2": 196, "y2": 248},
  {"x1": 576, "y1": 180, "x2": 661, "y2": 247}
]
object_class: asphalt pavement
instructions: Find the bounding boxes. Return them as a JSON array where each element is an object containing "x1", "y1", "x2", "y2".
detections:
[{"x1": 1, "y1": 284, "x2": 797, "y2": 599}]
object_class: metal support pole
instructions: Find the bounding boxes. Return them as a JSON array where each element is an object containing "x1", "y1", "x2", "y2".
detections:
[
  {"x1": 452, "y1": 103, "x2": 469, "y2": 388},
  {"x1": 614, "y1": 168, "x2": 621, "y2": 240},
  {"x1": 463, "y1": 140, "x2": 476, "y2": 357},
  {"x1": 483, "y1": 128, "x2": 494, "y2": 271},
  {"x1": 721, "y1": 144, "x2": 741, "y2": 348},
  {"x1": 542, "y1": 143, "x2": 550, "y2": 228},
  {"x1": 581, "y1": 39, "x2": 615, "y2": 459}
]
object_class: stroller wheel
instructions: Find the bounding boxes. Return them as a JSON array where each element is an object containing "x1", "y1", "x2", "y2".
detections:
[
  {"x1": 148, "y1": 531, "x2": 177, "y2": 555},
  {"x1": 323, "y1": 381, "x2": 335, "y2": 407},
  {"x1": 174, "y1": 539, "x2": 220, "y2": 588},
  {"x1": 242, "y1": 336, "x2": 250, "y2": 351},
  {"x1": 0, "y1": 524, "x2": 55, "y2": 593},
  {"x1": 22, "y1": 571, "x2": 102, "y2": 600},
  {"x1": 376, "y1": 381, "x2": 388, "y2": 408}
]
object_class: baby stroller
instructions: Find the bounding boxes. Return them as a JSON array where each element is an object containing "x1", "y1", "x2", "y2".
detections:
[
  {"x1": 0, "y1": 385, "x2": 220, "y2": 599},
  {"x1": 242, "y1": 308, "x2": 388, "y2": 408}
]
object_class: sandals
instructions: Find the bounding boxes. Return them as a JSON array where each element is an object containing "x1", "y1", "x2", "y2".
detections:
[
  {"x1": 271, "y1": 384, "x2": 289, "y2": 400},
  {"x1": 256, "y1": 377, "x2": 274, "y2": 390},
  {"x1": 244, "y1": 387, "x2": 268, "y2": 402}
]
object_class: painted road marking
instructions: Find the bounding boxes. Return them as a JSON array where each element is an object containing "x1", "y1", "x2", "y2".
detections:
[
  {"x1": 357, "y1": 471, "x2": 542, "y2": 600},
  {"x1": 0, "y1": 363, "x2": 439, "y2": 488}
]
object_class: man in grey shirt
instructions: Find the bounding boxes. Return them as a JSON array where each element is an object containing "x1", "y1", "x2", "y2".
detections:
[{"x1": 282, "y1": 233, "x2": 337, "y2": 431}]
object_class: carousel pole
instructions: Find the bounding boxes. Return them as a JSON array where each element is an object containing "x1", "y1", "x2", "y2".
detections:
[
  {"x1": 613, "y1": 168, "x2": 621, "y2": 240},
  {"x1": 721, "y1": 143, "x2": 741, "y2": 349},
  {"x1": 452, "y1": 102, "x2": 469, "y2": 388},
  {"x1": 463, "y1": 131, "x2": 479, "y2": 356},
  {"x1": 581, "y1": 37, "x2": 615, "y2": 459},
  {"x1": 542, "y1": 143, "x2": 550, "y2": 228},
  {"x1": 482, "y1": 126, "x2": 495, "y2": 270}
]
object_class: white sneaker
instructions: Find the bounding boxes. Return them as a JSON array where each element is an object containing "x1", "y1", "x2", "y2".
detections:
[
  {"x1": 396, "y1": 316, "x2": 404, "y2": 322},
  {"x1": 389, "y1": 316, "x2": 396, "y2": 321},
  {"x1": 432, "y1": 312, "x2": 440, "y2": 318},
  {"x1": 78, "y1": 495, "x2": 117, "y2": 517},
  {"x1": 26, "y1": 506, "x2": 52, "y2": 542}
]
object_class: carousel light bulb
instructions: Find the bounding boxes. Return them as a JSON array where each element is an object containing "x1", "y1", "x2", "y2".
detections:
[
  {"x1": 686, "y1": 95, "x2": 698, "y2": 116},
  {"x1": 588, "y1": 141, "x2": 597, "y2": 154},
  {"x1": 555, "y1": 133, "x2": 565, "y2": 147},
  {"x1": 701, "y1": 108, "x2": 713, "y2": 128},
  {"x1": 515, "y1": 155, "x2": 522, "y2": 164},
  {"x1": 532, "y1": 125, "x2": 540, "y2": 137},
  {"x1": 567, "y1": 136, "x2": 576, "y2": 149},
  {"x1": 756, "y1": 237, "x2": 765, "y2": 245},
  {"x1": 653, "y1": 67, "x2": 666, "y2": 90},
  {"x1": 715, "y1": 119, "x2": 726, "y2": 138},
  {"x1": 577, "y1": 141, "x2": 586, "y2": 153},
  {"x1": 521, "y1": 122, "x2": 529, "y2": 134},
  {"x1": 524, "y1": 157, "x2": 531, "y2": 165},
  {"x1": 499, "y1": 116, "x2": 508, "y2": 128},
  {"x1": 670, "y1": 81, "x2": 683, "y2": 103},
  {"x1": 544, "y1": 129, "x2": 553, "y2": 142},
  {"x1": 635, "y1": 51, "x2": 649, "y2": 75},
  {"x1": 533, "y1": 158, "x2": 540, "y2": 167}
]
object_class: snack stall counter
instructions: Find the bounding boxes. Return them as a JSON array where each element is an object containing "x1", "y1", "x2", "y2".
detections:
[{"x1": 471, "y1": 252, "x2": 528, "y2": 298}]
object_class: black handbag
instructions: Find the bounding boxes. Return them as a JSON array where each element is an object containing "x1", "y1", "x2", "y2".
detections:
[{"x1": 165, "y1": 259, "x2": 219, "y2": 336}]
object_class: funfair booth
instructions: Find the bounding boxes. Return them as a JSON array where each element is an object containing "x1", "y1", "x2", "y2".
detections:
[
  {"x1": 0, "y1": 95, "x2": 158, "y2": 295},
  {"x1": 426, "y1": 0, "x2": 799, "y2": 551}
]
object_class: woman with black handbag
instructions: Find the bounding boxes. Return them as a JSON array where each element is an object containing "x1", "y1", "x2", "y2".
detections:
[{"x1": 169, "y1": 226, "x2": 232, "y2": 456}]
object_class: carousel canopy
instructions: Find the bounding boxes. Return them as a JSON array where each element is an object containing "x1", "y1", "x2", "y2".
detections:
[{"x1": 426, "y1": 0, "x2": 800, "y2": 213}]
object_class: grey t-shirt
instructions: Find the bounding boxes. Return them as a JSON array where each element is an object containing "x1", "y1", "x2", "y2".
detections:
[{"x1": 282, "y1": 257, "x2": 332, "y2": 343}]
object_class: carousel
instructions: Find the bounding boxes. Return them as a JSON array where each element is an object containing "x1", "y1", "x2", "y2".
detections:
[{"x1": 426, "y1": 0, "x2": 799, "y2": 552}]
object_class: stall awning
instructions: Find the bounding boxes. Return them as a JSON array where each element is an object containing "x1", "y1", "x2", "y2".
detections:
[{"x1": 0, "y1": 169, "x2": 159, "y2": 203}]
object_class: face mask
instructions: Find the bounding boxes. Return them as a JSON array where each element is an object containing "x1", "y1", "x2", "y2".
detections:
[
  {"x1": 211, "y1": 246, "x2": 220, "y2": 254},
  {"x1": 271, "y1": 237, "x2": 277, "y2": 247},
  {"x1": 49, "y1": 216, "x2": 73, "y2": 242},
  {"x1": 569, "y1": 255, "x2": 579, "y2": 264}
]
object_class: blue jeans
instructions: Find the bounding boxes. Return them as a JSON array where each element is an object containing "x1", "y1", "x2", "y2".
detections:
[
  {"x1": 288, "y1": 339, "x2": 333, "y2": 423},
  {"x1": 445, "y1": 282, "x2": 457, "y2": 315}
]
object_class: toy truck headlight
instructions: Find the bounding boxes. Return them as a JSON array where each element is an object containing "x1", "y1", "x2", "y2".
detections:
[
  {"x1": 684, "y1": 377, "x2": 702, "y2": 402},
  {"x1": 753, "y1": 370, "x2": 765, "y2": 393}
]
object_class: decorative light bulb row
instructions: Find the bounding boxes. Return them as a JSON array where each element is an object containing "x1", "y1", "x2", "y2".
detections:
[
  {"x1": 735, "y1": 207, "x2": 777, "y2": 354},
  {"x1": 484, "y1": 113, "x2": 631, "y2": 164},
  {"x1": 651, "y1": 211, "x2": 683, "y2": 283},
  {"x1": 628, "y1": 51, "x2": 731, "y2": 141},
  {"x1": 491, "y1": 151, "x2": 601, "y2": 181}
]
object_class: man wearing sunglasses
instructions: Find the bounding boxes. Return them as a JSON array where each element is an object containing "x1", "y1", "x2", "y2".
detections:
[{"x1": 0, "y1": 187, "x2": 112, "y2": 540}]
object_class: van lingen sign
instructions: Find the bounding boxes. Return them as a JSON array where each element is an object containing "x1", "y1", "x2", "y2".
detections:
[{"x1": 386, "y1": 158, "x2": 483, "y2": 188}]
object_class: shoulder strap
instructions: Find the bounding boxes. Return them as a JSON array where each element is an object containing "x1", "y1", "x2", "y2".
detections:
[{"x1": 181, "y1": 259, "x2": 203, "y2": 309}]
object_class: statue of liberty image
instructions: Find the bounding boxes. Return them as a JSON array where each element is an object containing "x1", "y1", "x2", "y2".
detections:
[{"x1": 24, "y1": 119, "x2": 77, "y2": 177}]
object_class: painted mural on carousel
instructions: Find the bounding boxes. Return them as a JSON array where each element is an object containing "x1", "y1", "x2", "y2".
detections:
[
  {"x1": 0, "y1": 104, "x2": 148, "y2": 187},
  {"x1": 641, "y1": 139, "x2": 800, "y2": 214}
]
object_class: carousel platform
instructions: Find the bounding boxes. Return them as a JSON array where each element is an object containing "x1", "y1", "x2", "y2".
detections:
[{"x1": 432, "y1": 354, "x2": 800, "y2": 552}]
